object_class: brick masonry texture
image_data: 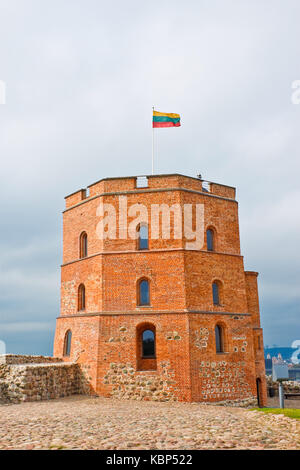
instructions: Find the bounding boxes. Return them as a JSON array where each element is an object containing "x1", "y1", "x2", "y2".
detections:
[{"x1": 54, "y1": 173, "x2": 267, "y2": 405}]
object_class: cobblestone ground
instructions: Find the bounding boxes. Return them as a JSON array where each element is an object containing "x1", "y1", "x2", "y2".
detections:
[{"x1": 0, "y1": 396, "x2": 299, "y2": 450}]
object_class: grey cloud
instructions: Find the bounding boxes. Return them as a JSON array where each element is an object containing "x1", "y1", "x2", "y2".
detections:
[{"x1": 0, "y1": 0, "x2": 299, "y2": 353}]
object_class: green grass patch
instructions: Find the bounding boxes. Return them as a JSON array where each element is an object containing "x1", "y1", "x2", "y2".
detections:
[{"x1": 252, "y1": 407, "x2": 300, "y2": 420}]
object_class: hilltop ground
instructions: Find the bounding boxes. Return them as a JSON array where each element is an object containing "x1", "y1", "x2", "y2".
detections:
[
  {"x1": 0, "y1": 396, "x2": 299, "y2": 450},
  {"x1": 0, "y1": 396, "x2": 300, "y2": 450}
]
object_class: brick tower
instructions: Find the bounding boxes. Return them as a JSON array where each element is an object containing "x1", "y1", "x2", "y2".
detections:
[{"x1": 54, "y1": 174, "x2": 267, "y2": 405}]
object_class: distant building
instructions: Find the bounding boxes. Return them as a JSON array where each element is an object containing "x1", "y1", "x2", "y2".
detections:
[
  {"x1": 264, "y1": 352, "x2": 300, "y2": 382},
  {"x1": 265, "y1": 357, "x2": 272, "y2": 375},
  {"x1": 289, "y1": 367, "x2": 300, "y2": 382},
  {"x1": 264, "y1": 347, "x2": 297, "y2": 363}
]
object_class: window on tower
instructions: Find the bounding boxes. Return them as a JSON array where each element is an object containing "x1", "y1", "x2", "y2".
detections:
[
  {"x1": 137, "y1": 279, "x2": 150, "y2": 306},
  {"x1": 142, "y1": 329, "x2": 155, "y2": 357},
  {"x1": 63, "y1": 330, "x2": 72, "y2": 357},
  {"x1": 206, "y1": 228, "x2": 214, "y2": 251},
  {"x1": 138, "y1": 224, "x2": 149, "y2": 250},
  {"x1": 212, "y1": 281, "x2": 220, "y2": 305},
  {"x1": 79, "y1": 232, "x2": 88, "y2": 258},
  {"x1": 136, "y1": 323, "x2": 157, "y2": 371},
  {"x1": 215, "y1": 324, "x2": 224, "y2": 353},
  {"x1": 78, "y1": 284, "x2": 86, "y2": 311}
]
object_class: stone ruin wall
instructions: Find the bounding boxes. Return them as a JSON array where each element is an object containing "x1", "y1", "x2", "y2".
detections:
[
  {"x1": 0, "y1": 355, "x2": 89, "y2": 404},
  {"x1": 2, "y1": 355, "x2": 299, "y2": 406},
  {"x1": 103, "y1": 361, "x2": 178, "y2": 402},
  {"x1": 0, "y1": 355, "x2": 63, "y2": 365},
  {"x1": 266, "y1": 375, "x2": 300, "y2": 395}
]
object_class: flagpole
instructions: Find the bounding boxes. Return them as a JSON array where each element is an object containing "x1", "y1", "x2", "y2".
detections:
[{"x1": 152, "y1": 106, "x2": 154, "y2": 175}]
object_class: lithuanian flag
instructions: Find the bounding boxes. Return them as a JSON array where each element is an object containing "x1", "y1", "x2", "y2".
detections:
[{"x1": 153, "y1": 110, "x2": 181, "y2": 128}]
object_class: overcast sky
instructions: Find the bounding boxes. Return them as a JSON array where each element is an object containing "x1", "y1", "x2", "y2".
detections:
[{"x1": 0, "y1": 0, "x2": 299, "y2": 355}]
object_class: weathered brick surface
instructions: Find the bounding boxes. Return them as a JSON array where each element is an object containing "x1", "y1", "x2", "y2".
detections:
[{"x1": 54, "y1": 173, "x2": 267, "y2": 405}]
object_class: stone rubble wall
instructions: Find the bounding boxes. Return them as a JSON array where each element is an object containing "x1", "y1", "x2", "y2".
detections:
[
  {"x1": 103, "y1": 362, "x2": 177, "y2": 402},
  {"x1": 0, "y1": 355, "x2": 63, "y2": 365},
  {"x1": 0, "y1": 354, "x2": 281, "y2": 406},
  {"x1": 203, "y1": 397, "x2": 258, "y2": 407},
  {"x1": 0, "y1": 355, "x2": 88, "y2": 404},
  {"x1": 266, "y1": 375, "x2": 300, "y2": 395}
]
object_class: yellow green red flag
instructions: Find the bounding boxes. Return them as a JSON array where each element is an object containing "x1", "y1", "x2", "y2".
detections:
[{"x1": 153, "y1": 110, "x2": 181, "y2": 128}]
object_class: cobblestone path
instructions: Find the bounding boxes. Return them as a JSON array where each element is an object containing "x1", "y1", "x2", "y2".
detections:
[{"x1": 0, "y1": 396, "x2": 299, "y2": 450}]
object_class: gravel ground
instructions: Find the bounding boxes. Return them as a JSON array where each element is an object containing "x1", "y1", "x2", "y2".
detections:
[{"x1": 0, "y1": 395, "x2": 299, "y2": 450}]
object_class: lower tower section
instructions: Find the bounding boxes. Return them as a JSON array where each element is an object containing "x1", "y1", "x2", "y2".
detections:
[{"x1": 54, "y1": 310, "x2": 267, "y2": 405}]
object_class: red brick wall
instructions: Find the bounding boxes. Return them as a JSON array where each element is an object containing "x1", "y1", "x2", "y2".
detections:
[
  {"x1": 54, "y1": 174, "x2": 267, "y2": 405},
  {"x1": 53, "y1": 315, "x2": 101, "y2": 393},
  {"x1": 65, "y1": 189, "x2": 87, "y2": 209},
  {"x1": 188, "y1": 314, "x2": 258, "y2": 402}
]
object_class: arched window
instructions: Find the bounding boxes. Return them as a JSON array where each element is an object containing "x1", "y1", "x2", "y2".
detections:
[
  {"x1": 215, "y1": 324, "x2": 224, "y2": 353},
  {"x1": 142, "y1": 329, "x2": 155, "y2": 357},
  {"x1": 206, "y1": 228, "x2": 214, "y2": 251},
  {"x1": 79, "y1": 232, "x2": 88, "y2": 258},
  {"x1": 64, "y1": 330, "x2": 72, "y2": 357},
  {"x1": 212, "y1": 281, "x2": 220, "y2": 305},
  {"x1": 137, "y1": 279, "x2": 150, "y2": 306},
  {"x1": 78, "y1": 284, "x2": 86, "y2": 311},
  {"x1": 136, "y1": 323, "x2": 157, "y2": 371},
  {"x1": 138, "y1": 224, "x2": 148, "y2": 250}
]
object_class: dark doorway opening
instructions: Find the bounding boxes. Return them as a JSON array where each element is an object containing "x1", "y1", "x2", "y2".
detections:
[{"x1": 256, "y1": 378, "x2": 262, "y2": 407}]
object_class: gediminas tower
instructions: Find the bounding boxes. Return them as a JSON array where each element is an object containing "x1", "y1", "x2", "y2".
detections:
[{"x1": 54, "y1": 173, "x2": 267, "y2": 405}]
